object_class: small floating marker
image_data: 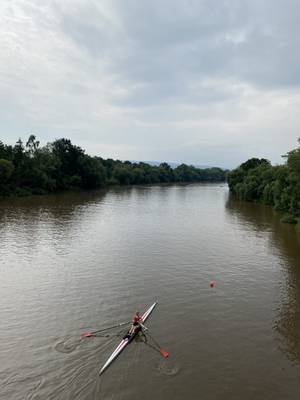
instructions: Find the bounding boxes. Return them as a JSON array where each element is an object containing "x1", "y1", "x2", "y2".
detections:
[{"x1": 209, "y1": 280, "x2": 216, "y2": 288}]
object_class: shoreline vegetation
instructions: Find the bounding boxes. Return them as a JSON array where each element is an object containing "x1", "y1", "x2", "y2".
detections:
[
  {"x1": 228, "y1": 139, "x2": 300, "y2": 233},
  {"x1": 0, "y1": 136, "x2": 227, "y2": 198}
]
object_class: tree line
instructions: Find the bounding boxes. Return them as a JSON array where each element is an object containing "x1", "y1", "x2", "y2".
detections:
[
  {"x1": 0, "y1": 136, "x2": 226, "y2": 197},
  {"x1": 227, "y1": 139, "x2": 300, "y2": 231}
]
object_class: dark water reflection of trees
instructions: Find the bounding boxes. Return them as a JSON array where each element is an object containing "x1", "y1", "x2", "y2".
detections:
[
  {"x1": 226, "y1": 195, "x2": 300, "y2": 364},
  {"x1": 0, "y1": 190, "x2": 109, "y2": 255}
]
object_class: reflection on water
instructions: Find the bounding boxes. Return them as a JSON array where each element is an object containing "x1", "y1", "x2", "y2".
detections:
[{"x1": 226, "y1": 195, "x2": 300, "y2": 364}]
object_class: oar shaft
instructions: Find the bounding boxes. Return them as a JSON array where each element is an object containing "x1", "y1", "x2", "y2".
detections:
[
  {"x1": 145, "y1": 331, "x2": 169, "y2": 358},
  {"x1": 82, "y1": 321, "x2": 131, "y2": 337},
  {"x1": 139, "y1": 323, "x2": 148, "y2": 331},
  {"x1": 91, "y1": 321, "x2": 130, "y2": 334}
]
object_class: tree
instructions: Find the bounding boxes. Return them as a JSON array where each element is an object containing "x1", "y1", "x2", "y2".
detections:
[
  {"x1": 113, "y1": 166, "x2": 133, "y2": 185},
  {"x1": 0, "y1": 159, "x2": 14, "y2": 183},
  {"x1": 132, "y1": 168, "x2": 144, "y2": 184},
  {"x1": 240, "y1": 158, "x2": 270, "y2": 171},
  {"x1": 13, "y1": 138, "x2": 26, "y2": 165},
  {"x1": 78, "y1": 156, "x2": 106, "y2": 188},
  {"x1": 286, "y1": 147, "x2": 300, "y2": 175},
  {"x1": 52, "y1": 138, "x2": 84, "y2": 176},
  {"x1": 26, "y1": 135, "x2": 40, "y2": 157},
  {"x1": 0, "y1": 141, "x2": 13, "y2": 160}
]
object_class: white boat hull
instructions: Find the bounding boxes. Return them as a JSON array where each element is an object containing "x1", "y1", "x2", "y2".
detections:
[{"x1": 99, "y1": 302, "x2": 157, "y2": 375}]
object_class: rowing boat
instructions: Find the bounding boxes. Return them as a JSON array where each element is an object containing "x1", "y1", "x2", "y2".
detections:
[{"x1": 99, "y1": 302, "x2": 157, "y2": 375}]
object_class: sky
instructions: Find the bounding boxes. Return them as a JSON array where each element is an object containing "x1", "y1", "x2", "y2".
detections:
[{"x1": 1, "y1": 0, "x2": 300, "y2": 169}]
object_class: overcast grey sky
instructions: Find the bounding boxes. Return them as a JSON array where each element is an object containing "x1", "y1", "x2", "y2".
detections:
[{"x1": 1, "y1": 0, "x2": 300, "y2": 168}]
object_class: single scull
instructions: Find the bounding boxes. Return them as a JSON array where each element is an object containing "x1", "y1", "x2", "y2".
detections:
[{"x1": 99, "y1": 302, "x2": 157, "y2": 376}]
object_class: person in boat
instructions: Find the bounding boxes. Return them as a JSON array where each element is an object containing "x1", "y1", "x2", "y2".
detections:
[
  {"x1": 123, "y1": 311, "x2": 148, "y2": 339},
  {"x1": 128, "y1": 311, "x2": 142, "y2": 334}
]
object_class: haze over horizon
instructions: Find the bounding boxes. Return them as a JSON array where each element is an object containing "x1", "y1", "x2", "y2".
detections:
[{"x1": 1, "y1": 0, "x2": 300, "y2": 169}]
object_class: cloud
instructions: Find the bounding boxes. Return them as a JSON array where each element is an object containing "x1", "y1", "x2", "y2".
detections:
[{"x1": 0, "y1": 0, "x2": 299, "y2": 168}]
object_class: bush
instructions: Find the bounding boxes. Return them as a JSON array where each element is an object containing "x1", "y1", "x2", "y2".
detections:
[
  {"x1": 0, "y1": 159, "x2": 14, "y2": 183},
  {"x1": 14, "y1": 187, "x2": 33, "y2": 197}
]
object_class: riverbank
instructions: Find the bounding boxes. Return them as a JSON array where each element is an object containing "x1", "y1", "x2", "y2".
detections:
[
  {"x1": 0, "y1": 136, "x2": 227, "y2": 199},
  {"x1": 227, "y1": 139, "x2": 300, "y2": 233}
]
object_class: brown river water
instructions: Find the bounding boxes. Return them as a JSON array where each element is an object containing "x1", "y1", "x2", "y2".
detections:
[{"x1": 0, "y1": 183, "x2": 300, "y2": 400}]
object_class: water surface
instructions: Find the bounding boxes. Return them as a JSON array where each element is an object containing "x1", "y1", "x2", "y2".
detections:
[{"x1": 0, "y1": 184, "x2": 300, "y2": 399}]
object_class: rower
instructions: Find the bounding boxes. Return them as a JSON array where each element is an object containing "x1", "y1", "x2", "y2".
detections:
[{"x1": 128, "y1": 311, "x2": 142, "y2": 334}]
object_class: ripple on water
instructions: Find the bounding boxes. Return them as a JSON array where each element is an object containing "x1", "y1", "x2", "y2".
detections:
[
  {"x1": 157, "y1": 359, "x2": 180, "y2": 376},
  {"x1": 54, "y1": 336, "x2": 82, "y2": 354}
]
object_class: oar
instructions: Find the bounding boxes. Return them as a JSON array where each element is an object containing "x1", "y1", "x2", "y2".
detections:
[
  {"x1": 141, "y1": 328, "x2": 169, "y2": 358},
  {"x1": 139, "y1": 322, "x2": 148, "y2": 331},
  {"x1": 81, "y1": 321, "x2": 131, "y2": 338}
]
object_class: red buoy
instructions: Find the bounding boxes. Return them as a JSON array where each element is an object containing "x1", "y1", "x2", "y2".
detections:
[{"x1": 209, "y1": 280, "x2": 216, "y2": 288}]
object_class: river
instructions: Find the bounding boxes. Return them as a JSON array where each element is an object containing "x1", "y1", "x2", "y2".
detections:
[{"x1": 0, "y1": 183, "x2": 299, "y2": 399}]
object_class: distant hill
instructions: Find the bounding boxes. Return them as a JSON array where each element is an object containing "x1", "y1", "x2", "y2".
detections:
[{"x1": 131, "y1": 160, "x2": 218, "y2": 169}]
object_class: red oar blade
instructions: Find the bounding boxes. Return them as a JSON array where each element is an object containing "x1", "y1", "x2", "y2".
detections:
[
  {"x1": 160, "y1": 348, "x2": 169, "y2": 358},
  {"x1": 81, "y1": 332, "x2": 93, "y2": 337}
]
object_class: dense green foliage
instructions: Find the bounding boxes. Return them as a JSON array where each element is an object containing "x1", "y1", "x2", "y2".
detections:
[
  {"x1": 227, "y1": 139, "x2": 300, "y2": 230},
  {"x1": 0, "y1": 136, "x2": 226, "y2": 197}
]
